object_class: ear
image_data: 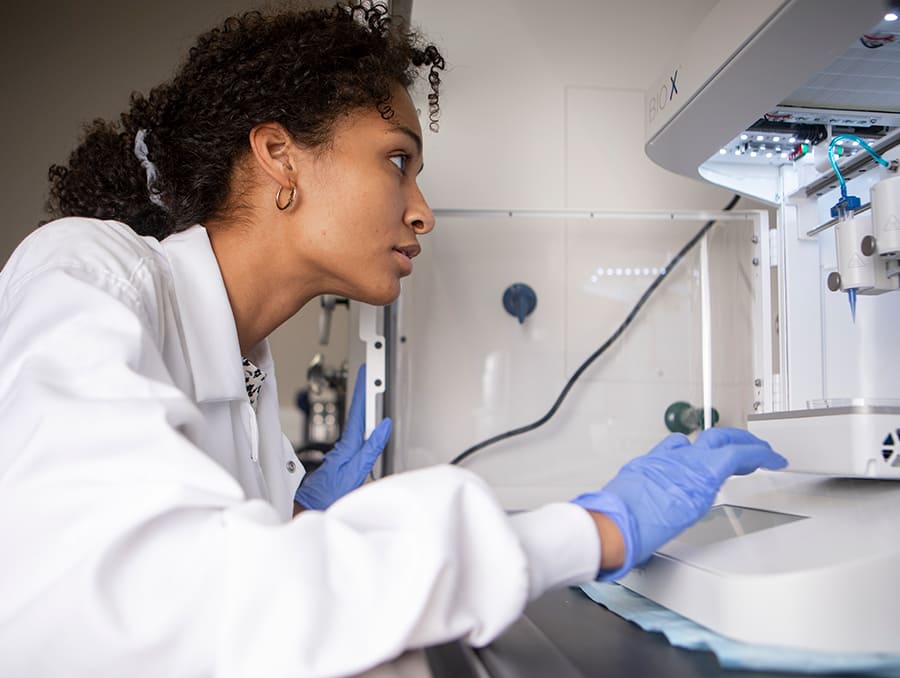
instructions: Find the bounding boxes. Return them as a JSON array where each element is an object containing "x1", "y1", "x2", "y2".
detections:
[{"x1": 247, "y1": 122, "x2": 297, "y2": 189}]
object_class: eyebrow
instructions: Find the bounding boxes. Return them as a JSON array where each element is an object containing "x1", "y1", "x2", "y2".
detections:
[{"x1": 388, "y1": 125, "x2": 423, "y2": 157}]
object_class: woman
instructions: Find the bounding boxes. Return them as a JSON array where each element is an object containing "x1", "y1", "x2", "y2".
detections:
[{"x1": 0, "y1": 3, "x2": 786, "y2": 676}]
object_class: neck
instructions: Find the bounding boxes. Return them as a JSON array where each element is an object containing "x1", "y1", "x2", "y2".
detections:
[{"x1": 206, "y1": 221, "x2": 318, "y2": 355}]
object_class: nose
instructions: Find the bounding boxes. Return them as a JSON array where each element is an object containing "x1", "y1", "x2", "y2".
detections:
[{"x1": 405, "y1": 182, "x2": 435, "y2": 235}]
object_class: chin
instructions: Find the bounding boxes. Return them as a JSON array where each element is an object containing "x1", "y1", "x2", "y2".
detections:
[{"x1": 356, "y1": 281, "x2": 401, "y2": 306}]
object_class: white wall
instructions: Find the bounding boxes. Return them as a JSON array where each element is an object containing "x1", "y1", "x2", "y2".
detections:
[{"x1": 398, "y1": 0, "x2": 762, "y2": 508}]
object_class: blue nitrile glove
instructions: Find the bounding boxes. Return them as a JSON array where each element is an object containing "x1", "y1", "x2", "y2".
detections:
[
  {"x1": 572, "y1": 427, "x2": 787, "y2": 580},
  {"x1": 294, "y1": 365, "x2": 392, "y2": 511}
]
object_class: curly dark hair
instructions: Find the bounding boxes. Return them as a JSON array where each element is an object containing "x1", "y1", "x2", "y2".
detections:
[{"x1": 46, "y1": 2, "x2": 445, "y2": 240}]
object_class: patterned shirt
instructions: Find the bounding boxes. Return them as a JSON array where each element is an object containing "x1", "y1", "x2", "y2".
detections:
[{"x1": 242, "y1": 357, "x2": 268, "y2": 410}]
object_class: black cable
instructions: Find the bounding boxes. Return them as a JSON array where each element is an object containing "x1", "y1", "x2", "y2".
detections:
[{"x1": 449, "y1": 194, "x2": 742, "y2": 466}]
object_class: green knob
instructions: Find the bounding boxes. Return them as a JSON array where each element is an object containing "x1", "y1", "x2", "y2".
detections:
[{"x1": 664, "y1": 401, "x2": 719, "y2": 434}]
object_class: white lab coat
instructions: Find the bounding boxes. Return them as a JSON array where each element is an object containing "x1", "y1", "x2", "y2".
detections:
[{"x1": 0, "y1": 218, "x2": 599, "y2": 678}]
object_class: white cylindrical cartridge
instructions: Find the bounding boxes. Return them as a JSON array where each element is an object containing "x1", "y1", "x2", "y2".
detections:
[
  {"x1": 834, "y1": 211, "x2": 876, "y2": 291},
  {"x1": 870, "y1": 173, "x2": 900, "y2": 259}
]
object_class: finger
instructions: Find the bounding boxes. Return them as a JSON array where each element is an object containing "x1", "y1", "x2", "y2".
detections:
[
  {"x1": 696, "y1": 427, "x2": 771, "y2": 450},
  {"x1": 369, "y1": 417, "x2": 393, "y2": 454},
  {"x1": 356, "y1": 418, "x2": 393, "y2": 475},
  {"x1": 341, "y1": 364, "x2": 368, "y2": 445},
  {"x1": 751, "y1": 447, "x2": 788, "y2": 471},
  {"x1": 721, "y1": 445, "x2": 788, "y2": 477}
]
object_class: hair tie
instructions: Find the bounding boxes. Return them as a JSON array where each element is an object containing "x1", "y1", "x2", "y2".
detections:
[{"x1": 133, "y1": 129, "x2": 166, "y2": 209}]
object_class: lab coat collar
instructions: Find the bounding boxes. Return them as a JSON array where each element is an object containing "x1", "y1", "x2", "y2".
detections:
[{"x1": 161, "y1": 224, "x2": 272, "y2": 403}]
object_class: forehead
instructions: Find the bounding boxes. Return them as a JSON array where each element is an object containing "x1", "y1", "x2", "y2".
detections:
[
  {"x1": 387, "y1": 85, "x2": 421, "y2": 134},
  {"x1": 330, "y1": 86, "x2": 423, "y2": 146}
]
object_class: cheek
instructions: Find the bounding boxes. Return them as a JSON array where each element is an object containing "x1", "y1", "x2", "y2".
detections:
[
  {"x1": 303, "y1": 166, "x2": 403, "y2": 255},
  {"x1": 341, "y1": 192, "x2": 403, "y2": 244}
]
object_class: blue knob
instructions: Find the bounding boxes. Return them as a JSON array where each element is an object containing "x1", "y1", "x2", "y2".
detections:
[{"x1": 502, "y1": 283, "x2": 537, "y2": 324}]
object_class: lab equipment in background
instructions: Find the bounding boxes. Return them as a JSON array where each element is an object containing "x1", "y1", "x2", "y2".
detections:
[
  {"x1": 295, "y1": 354, "x2": 348, "y2": 470},
  {"x1": 501, "y1": 283, "x2": 537, "y2": 324},
  {"x1": 872, "y1": 173, "x2": 900, "y2": 256},
  {"x1": 823, "y1": 134, "x2": 899, "y2": 321},
  {"x1": 294, "y1": 295, "x2": 350, "y2": 470},
  {"x1": 318, "y1": 294, "x2": 349, "y2": 344},
  {"x1": 628, "y1": 0, "x2": 900, "y2": 654}
]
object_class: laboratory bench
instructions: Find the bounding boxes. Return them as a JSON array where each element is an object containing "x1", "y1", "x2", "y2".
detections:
[{"x1": 359, "y1": 586, "x2": 871, "y2": 678}]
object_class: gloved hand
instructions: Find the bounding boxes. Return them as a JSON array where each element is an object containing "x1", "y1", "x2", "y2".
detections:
[
  {"x1": 572, "y1": 427, "x2": 787, "y2": 580},
  {"x1": 294, "y1": 365, "x2": 392, "y2": 511}
]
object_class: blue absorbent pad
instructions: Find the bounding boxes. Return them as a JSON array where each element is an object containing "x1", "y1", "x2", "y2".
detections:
[{"x1": 579, "y1": 581, "x2": 900, "y2": 676}]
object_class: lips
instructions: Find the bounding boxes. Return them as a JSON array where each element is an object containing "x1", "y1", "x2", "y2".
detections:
[{"x1": 393, "y1": 243, "x2": 421, "y2": 259}]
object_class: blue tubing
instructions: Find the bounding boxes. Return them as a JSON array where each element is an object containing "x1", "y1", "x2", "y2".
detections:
[{"x1": 828, "y1": 134, "x2": 890, "y2": 199}]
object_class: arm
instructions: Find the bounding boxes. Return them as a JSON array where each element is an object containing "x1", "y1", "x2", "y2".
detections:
[
  {"x1": 572, "y1": 431, "x2": 787, "y2": 580},
  {"x1": 0, "y1": 265, "x2": 597, "y2": 677},
  {"x1": 589, "y1": 511, "x2": 626, "y2": 571}
]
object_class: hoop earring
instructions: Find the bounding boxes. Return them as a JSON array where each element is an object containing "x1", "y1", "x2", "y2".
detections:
[{"x1": 275, "y1": 185, "x2": 296, "y2": 211}]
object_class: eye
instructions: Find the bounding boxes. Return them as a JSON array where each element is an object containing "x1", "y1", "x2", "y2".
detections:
[{"x1": 389, "y1": 154, "x2": 409, "y2": 173}]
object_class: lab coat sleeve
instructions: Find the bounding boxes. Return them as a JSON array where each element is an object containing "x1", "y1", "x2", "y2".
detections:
[
  {"x1": 507, "y1": 502, "x2": 601, "y2": 600},
  {"x1": 0, "y1": 264, "x2": 599, "y2": 678}
]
